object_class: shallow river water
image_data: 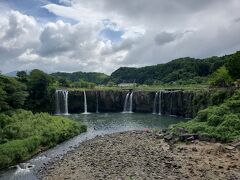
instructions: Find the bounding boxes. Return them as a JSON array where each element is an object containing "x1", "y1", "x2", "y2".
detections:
[{"x1": 0, "y1": 113, "x2": 187, "y2": 180}]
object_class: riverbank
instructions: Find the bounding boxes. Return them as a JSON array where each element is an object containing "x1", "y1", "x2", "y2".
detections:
[
  {"x1": 38, "y1": 130, "x2": 240, "y2": 180},
  {"x1": 0, "y1": 110, "x2": 87, "y2": 169}
]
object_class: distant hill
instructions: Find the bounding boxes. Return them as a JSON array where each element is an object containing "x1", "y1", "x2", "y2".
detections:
[
  {"x1": 109, "y1": 53, "x2": 233, "y2": 84},
  {"x1": 51, "y1": 51, "x2": 238, "y2": 85},
  {"x1": 51, "y1": 72, "x2": 109, "y2": 84},
  {"x1": 4, "y1": 71, "x2": 18, "y2": 77}
]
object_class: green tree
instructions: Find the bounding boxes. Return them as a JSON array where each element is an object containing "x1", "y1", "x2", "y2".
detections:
[
  {"x1": 16, "y1": 71, "x2": 28, "y2": 83},
  {"x1": 210, "y1": 66, "x2": 233, "y2": 87},
  {"x1": 226, "y1": 51, "x2": 240, "y2": 80},
  {"x1": 26, "y1": 69, "x2": 54, "y2": 112},
  {"x1": 0, "y1": 75, "x2": 28, "y2": 112},
  {"x1": 58, "y1": 78, "x2": 70, "y2": 87}
]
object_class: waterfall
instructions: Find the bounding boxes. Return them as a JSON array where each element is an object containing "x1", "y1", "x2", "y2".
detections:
[
  {"x1": 158, "y1": 91, "x2": 162, "y2": 115},
  {"x1": 129, "y1": 92, "x2": 133, "y2": 113},
  {"x1": 63, "y1": 90, "x2": 69, "y2": 115},
  {"x1": 123, "y1": 92, "x2": 133, "y2": 113},
  {"x1": 82, "y1": 90, "x2": 89, "y2": 114},
  {"x1": 152, "y1": 92, "x2": 158, "y2": 114},
  {"x1": 96, "y1": 91, "x2": 99, "y2": 113},
  {"x1": 123, "y1": 93, "x2": 129, "y2": 112},
  {"x1": 55, "y1": 90, "x2": 69, "y2": 115}
]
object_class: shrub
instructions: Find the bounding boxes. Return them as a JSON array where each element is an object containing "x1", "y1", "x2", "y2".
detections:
[
  {"x1": 210, "y1": 66, "x2": 233, "y2": 87},
  {"x1": 0, "y1": 110, "x2": 86, "y2": 169},
  {"x1": 0, "y1": 136, "x2": 41, "y2": 168},
  {"x1": 173, "y1": 90, "x2": 240, "y2": 142},
  {"x1": 207, "y1": 114, "x2": 223, "y2": 126}
]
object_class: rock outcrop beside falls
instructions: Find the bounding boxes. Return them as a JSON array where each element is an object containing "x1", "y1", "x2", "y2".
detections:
[{"x1": 66, "y1": 90, "x2": 196, "y2": 118}]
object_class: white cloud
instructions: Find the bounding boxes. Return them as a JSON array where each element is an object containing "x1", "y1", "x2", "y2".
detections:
[
  {"x1": 1, "y1": 0, "x2": 240, "y2": 74},
  {"x1": 0, "y1": 11, "x2": 40, "y2": 72},
  {"x1": 18, "y1": 49, "x2": 39, "y2": 62}
]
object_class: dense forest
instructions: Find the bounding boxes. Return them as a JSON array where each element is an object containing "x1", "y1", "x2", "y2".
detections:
[{"x1": 109, "y1": 51, "x2": 240, "y2": 85}]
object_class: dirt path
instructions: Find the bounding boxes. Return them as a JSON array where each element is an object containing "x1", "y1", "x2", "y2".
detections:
[{"x1": 38, "y1": 131, "x2": 240, "y2": 180}]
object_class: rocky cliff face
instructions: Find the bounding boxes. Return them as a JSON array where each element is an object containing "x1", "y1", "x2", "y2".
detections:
[{"x1": 65, "y1": 90, "x2": 196, "y2": 118}]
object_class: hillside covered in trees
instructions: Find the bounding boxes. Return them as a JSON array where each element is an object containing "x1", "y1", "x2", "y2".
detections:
[
  {"x1": 50, "y1": 51, "x2": 240, "y2": 86},
  {"x1": 109, "y1": 51, "x2": 240, "y2": 85}
]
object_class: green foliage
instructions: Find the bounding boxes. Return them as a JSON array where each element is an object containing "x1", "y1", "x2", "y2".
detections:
[
  {"x1": 70, "y1": 80, "x2": 96, "y2": 89},
  {"x1": 0, "y1": 136, "x2": 41, "y2": 168},
  {"x1": 210, "y1": 66, "x2": 233, "y2": 87},
  {"x1": 26, "y1": 69, "x2": 54, "y2": 112},
  {"x1": 0, "y1": 109, "x2": 86, "y2": 169},
  {"x1": 47, "y1": 51, "x2": 240, "y2": 87},
  {"x1": 0, "y1": 75, "x2": 28, "y2": 112},
  {"x1": 109, "y1": 54, "x2": 227, "y2": 84},
  {"x1": 210, "y1": 89, "x2": 234, "y2": 105},
  {"x1": 16, "y1": 71, "x2": 28, "y2": 83},
  {"x1": 58, "y1": 78, "x2": 71, "y2": 87},
  {"x1": 173, "y1": 90, "x2": 240, "y2": 142},
  {"x1": 226, "y1": 51, "x2": 240, "y2": 80},
  {"x1": 51, "y1": 72, "x2": 109, "y2": 84}
]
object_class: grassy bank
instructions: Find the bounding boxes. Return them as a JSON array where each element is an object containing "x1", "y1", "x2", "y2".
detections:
[
  {"x1": 0, "y1": 110, "x2": 86, "y2": 169},
  {"x1": 173, "y1": 90, "x2": 240, "y2": 142}
]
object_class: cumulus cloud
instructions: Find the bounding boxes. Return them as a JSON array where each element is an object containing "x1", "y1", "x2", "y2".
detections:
[
  {"x1": 0, "y1": 10, "x2": 127, "y2": 73},
  {"x1": 0, "y1": 11, "x2": 40, "y2": 70}
]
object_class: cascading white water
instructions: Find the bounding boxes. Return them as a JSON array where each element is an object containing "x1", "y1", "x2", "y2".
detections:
[
  {"x1": 123, "y1": 92, "x2": 133, "y2": 113},
  {"x1": 96, "y1": 91, "x2": 99, "y2": 113},
  {"x1": 129, "y1": 92, "x2": 133, "y2": 113},
  {"x1": 55, "y1": 90, "x2": 69, "y2": 115},
  {"x1": 158, "y1": 91, "x2": 162, "y2": 115},
  {"x1": 82, "y1": 90, "x2": 89, "y2": 114},
  {"x1": 63, "y1": 90, "x2": 69, "y2": 115},
  {"x1": 123, "y1": 92, "x2": 130, "y2": 112},
  {"x1": 152, "y1": 92, "x2": 158, "y2": 114}
]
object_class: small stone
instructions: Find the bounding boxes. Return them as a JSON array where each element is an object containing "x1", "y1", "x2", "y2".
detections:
[
  {"x1": 225, "y1": 146, "x2": 235, "y2": 150},
  {"x1": 231, "y1": 141, "x2": 240, "y2": 149},
  {"x1": 192, "y1": 147, "x2": 198, "y2": 152},
  {"x1": 155, "y1": 133, "x2": 164, "y2": 139},
  {"x1": 164, "y1": 134, "x2": 173, "y2": 141}
]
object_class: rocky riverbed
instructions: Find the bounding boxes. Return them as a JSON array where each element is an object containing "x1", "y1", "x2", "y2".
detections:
[{"x1": 38, "y1": 131, "x2": 240, "y2": 180}]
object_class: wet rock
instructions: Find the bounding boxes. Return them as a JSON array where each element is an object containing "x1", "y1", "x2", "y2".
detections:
[
  {"x1": 231, "y1": 141, "x2": 240, "y2": 149},
  {"x1": 164, "y1": 134, "x2": 173, "y2": 141},
  {"x1": 155, "y1": 133, "x2": 164, "y2": 139},
  {"x1": 179, "y1": 134, "x2": 198, "y2": 141},
  {"x1": 225, "y1": 145, "x2": 235, "y2": 150}
]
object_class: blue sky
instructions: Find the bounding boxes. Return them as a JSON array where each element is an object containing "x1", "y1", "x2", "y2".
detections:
[
  {"x1": 2, "y1": 0, "x2": 123, "y2": 42},
  {"x1": 5, "y1": 0, "x2": 57, "y2": 19}
]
